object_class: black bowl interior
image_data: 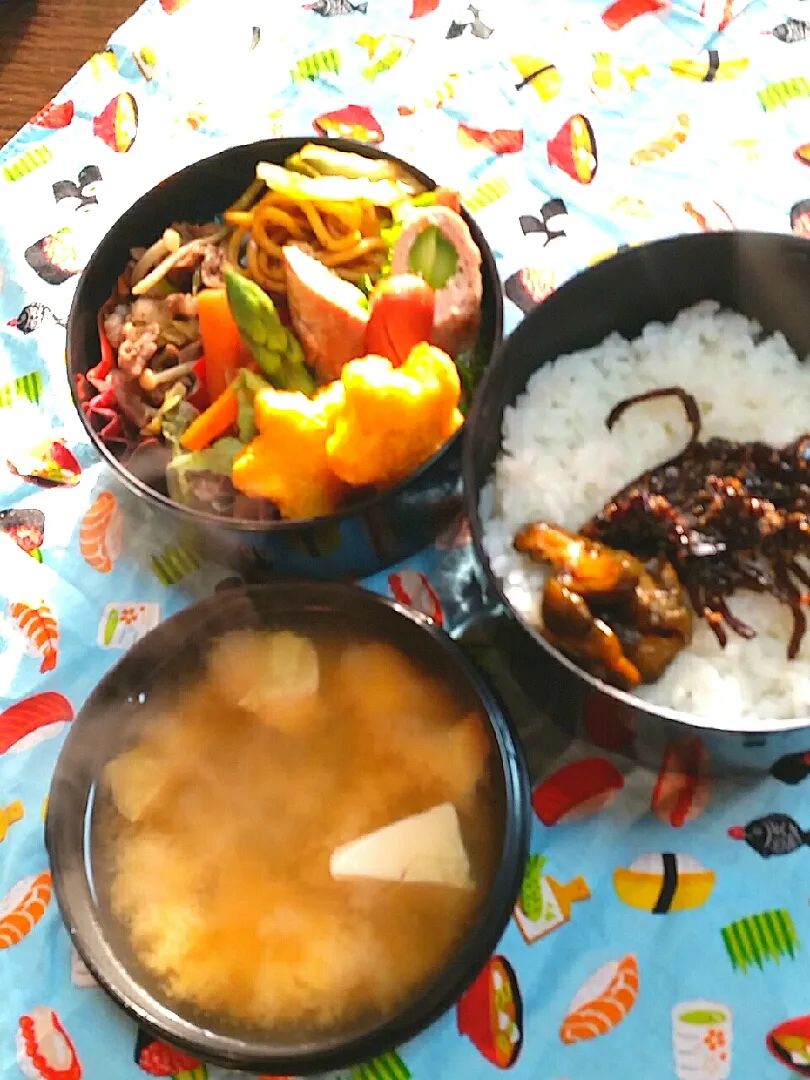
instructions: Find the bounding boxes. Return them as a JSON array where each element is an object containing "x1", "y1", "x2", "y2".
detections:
[
  {"x1": 46, "y1": 583, "x2": 530, "y2": 1075},
  {"x1": 68, "y1": 136, "x2": 503, "y2": 532},
  {"x1": 463, "y1": 230, "x2": 810, "y2": 733}
]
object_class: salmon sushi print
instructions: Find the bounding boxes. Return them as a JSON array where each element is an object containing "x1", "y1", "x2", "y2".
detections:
[
  {"x1": 79, "y1": 490, "x2": 123, "y2": 573},
  {"x1": 9, "y1": 602, "x2": 59, "y2": 673},
  {"x1": 560, "y1": 954, "x2": 639, "y2": 1043},
  {"x1": 0, "y1": 872, "x2": 52, "y2": 949},
  {"x1": 17, "y1": 1007, "x2": 82, "y2": 1080},
  {"x1": 0, "y1": 692, "x2": 73, "y2": 754}
]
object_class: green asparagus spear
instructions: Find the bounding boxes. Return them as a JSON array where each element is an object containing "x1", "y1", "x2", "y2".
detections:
[{"x1": 224, "y1": 267, "x2": 316, "y2": 395}]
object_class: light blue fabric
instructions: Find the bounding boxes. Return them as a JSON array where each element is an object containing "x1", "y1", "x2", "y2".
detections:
[{"x1": 1, "y1": 0, "x2": 810, "y2": 1077}]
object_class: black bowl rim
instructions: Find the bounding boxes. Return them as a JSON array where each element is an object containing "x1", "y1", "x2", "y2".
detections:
[
  {"x1": 66, "y1": 135, "x2": 504, "y2": 533},
  {"x1": 45, "y1": 581, "x2": 531, "y2": 1075},
  {"x1": 462, "y1": 229, "x2": 810, "y2": 737}
]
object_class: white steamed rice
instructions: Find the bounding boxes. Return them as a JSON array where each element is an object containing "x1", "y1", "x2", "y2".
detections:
[{"x1": 480, "y1": 301, "x2": 810, "y2": 727}]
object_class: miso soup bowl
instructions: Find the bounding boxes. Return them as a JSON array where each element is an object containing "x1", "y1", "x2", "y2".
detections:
[{"x1": 45, "y1": 582, "x2": 531, "y2": 1076}]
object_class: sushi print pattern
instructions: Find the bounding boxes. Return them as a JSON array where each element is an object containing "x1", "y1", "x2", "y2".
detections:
[{"x1": 2, "y1": 0, "x2": 810, "y2": 1078}]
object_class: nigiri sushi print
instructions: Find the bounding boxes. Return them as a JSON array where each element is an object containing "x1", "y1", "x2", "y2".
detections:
[
  {"x1": 532, "y1": 757, "x2": 624, "y2": 825},
  {"x1": 0, "y1": 692, "x2": 74, "y2": 754},
  {"x1": 388, "y1": 570, "x2": 444, "y2": 624},
  {"x1": 560, "y1": 954, "x2": 639, "y2": 1044},
  {"x1": 9, "y1": 601, "x2": 59, "y2": 672},
  {"x1": 0, "y1": 871, "x2": 52, "y2": 949},
  {"x1": 79, "y1": 490, "x2": 123, "y2": 573},
  {"x1": 651, "y1": 738, "x2": 710, "y2": 826},
  {"x1": 614, "y1": 853, "x2": 715, "y2": 913},
  {"x1": 17, "y1": 1007, "x2": 81, "y2": 1080}
]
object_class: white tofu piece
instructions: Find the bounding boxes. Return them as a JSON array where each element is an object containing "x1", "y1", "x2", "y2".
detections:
[{"x1": 330, "y1": 802, "x2": 473, "y2": 889}]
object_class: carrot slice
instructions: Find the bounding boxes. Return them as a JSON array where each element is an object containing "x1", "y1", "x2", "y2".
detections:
[
  {"x1": 179, "y1": 384, "x2": 239, "y2": 452},
  {"x1": 197, "y1": 288, "x2": 243, "y2": 402}
]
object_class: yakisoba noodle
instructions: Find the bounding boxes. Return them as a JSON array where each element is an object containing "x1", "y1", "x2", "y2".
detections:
[{"x1": 225, "y1": 188, "x2": 388, "y2": 293}]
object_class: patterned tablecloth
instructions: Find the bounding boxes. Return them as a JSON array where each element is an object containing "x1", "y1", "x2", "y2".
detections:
[{"x1": 4, "y1": 0, "x2": 810, "y2": 1077}]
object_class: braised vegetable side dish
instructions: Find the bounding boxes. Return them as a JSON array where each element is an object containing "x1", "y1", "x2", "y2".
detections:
[
  {"x1": 96, "y1": 625, "x2": 502, "y2": 1033},
  {"x1": 77, "y1": 145, "x2": 485, "y2": 521}
]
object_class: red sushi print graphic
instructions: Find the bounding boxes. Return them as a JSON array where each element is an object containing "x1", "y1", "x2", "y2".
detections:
[
  {"x1": 313, "y1": 104, "x2": 384, "y2": 143},
  {"x1": 602, "y1": 0, "x2": 668, "y2": 30},
  {"x1": 700, "y1": 0, "x2": 734, "y2": 32},
  {"x1": 411, "y1": 0, "x2": 440, "y2": 16},
  {"x1": 683, "y1": 200, "x2": 735, "y2": 231},
  {"x1": 768, "y1": 1015, "x2": 810, "y2": 1075},
  {"x1": 651, "y1": 737, "x2": 710, "y2": 826},
  {"x1": 457, "y1": 125, "x2": 524, "y2": 154},
  {"x1": 547, "y1": 115, "x2": 598, "y2": 184},
  {"x1": 29, "y1": 101, "x2": 75, "y2": 130},
  {"x1": 0, "y1": 872, "x2": 52, "y2": 949},
  {"x1": 560, "y1": 954, "x2": 639, "y2": 1043},
  {"x1": 532, "y1": 757, "x2": 624, "y2": 826},
  {"x1": 159, "y1": 0, "x2": 193, "y2": 12},
  {"x1": 9, "y1": 602, "x2": 59, "y2": 673},
  {"x1": 582, "y1": 693, "x2": 636, "y2": 750},
  {"x1": 0, "y1": 692, "x2": 73, "y2": 754},
  {"x1": 93, "y1": 93, "x2": 138, "y2": 153},
  {"x1": 16, "y1": 1008, "x2": 82, "y2": 1080},
  {"x1": 457, "y1": 954, "x2": 523, "y2": 1068},
  {"x1": 8, "y1": 439, "x2": 82, "y2": 488},
  {"x1": 388, "y1": 569, "x2": 444, "y2": 625},
  {"x1": 135, "y1": 1028, "x2": 205, "y2": 1076},
  {"x1": 79, "y1": 491, "x2": 123, "y2": 573}
]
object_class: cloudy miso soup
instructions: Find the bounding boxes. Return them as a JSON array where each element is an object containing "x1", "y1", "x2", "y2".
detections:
[{"x1": 94, "y1": 620, "x2": 505, "y2": 1037}]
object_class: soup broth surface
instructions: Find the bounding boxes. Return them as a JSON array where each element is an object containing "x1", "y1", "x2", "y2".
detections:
[{"x1": 94, "y1": 619, "x2": 504, "y2": 1037}]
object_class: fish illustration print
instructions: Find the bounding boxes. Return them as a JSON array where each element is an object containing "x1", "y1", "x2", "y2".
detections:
[
  {"x1": 304, "y1": 0, "x2": 367, "y2": 14},
  {"x1": 7, "y1": 303, "x2": 65, "y2": 333},
  {"x1": 767, "y1": 18, "x2": 810, "y2": 42},
  {"x1": 728, "y1": 813, "x2": 810, "y2": 857},
  {"x1": 602, "y1": 0, "x2": 668, "y2": 31},
  {"x1": 771, "y1": 750, "x2": 810, "y2": 785},
  {"x1": 9, "y1": 601, "x2": 59, "y2": 673}
]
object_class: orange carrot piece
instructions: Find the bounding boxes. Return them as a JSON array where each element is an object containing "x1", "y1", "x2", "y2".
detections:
[
  {"x1": 197, "y1": 288, "x2": 243, "y2": 402},
  {"x1": 179, "y1": 385, "x2": 239, "y2": 452}
]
